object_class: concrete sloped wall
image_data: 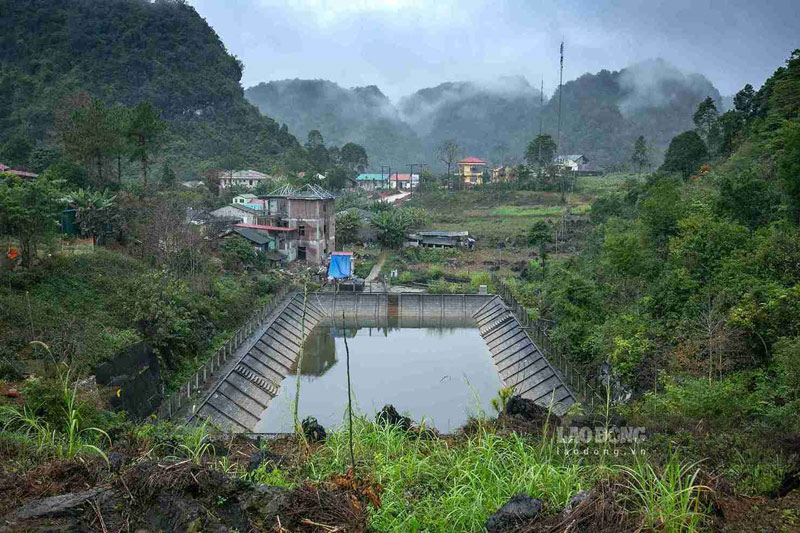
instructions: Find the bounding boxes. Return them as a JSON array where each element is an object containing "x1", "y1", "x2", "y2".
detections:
[
  {"x1": 193, "y1": 292, "x2": 574, "y2": 432},
  {"x1": 472, "y1": 296, "x2": 575, "y2": 416}
]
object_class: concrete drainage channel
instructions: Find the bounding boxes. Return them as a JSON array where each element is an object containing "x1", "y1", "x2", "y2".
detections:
[{"x1": 187, "y1": 292, "x2": 577, "y2": 433}]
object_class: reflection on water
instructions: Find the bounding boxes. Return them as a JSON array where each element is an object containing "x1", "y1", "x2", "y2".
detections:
[{"x1": 257, "y1": 326, "x2": 503, "y2": 433}]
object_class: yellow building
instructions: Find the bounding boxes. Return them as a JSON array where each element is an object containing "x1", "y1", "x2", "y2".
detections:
[{"x1": 457, "y1": 157, "x2": 487, "y2": 186}]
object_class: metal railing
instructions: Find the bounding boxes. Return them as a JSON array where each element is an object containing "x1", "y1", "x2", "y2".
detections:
[
  {"x1": 490, "y1": 273, "x2": 602, "y2": 408},
  {"x1": 157, "y1": 285, "x2": 292, "y2": 419}
]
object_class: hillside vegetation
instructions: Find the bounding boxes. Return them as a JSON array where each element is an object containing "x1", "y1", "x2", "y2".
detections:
[{"x1": 0, "y1": 0, "x2": 304, "y2": 178}]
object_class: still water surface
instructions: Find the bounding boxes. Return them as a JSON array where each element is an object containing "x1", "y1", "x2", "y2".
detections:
[{"x1": 256, "y1": 326, "x2": 502, "y2": 433}]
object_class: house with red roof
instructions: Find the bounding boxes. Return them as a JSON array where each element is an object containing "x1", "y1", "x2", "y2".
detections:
[
  {"x1": 389, "y1": 172, "x2": 419, "y2": 190},
  {"x1": 457, "y1": 157, "x2": 487, "y2": 186}
]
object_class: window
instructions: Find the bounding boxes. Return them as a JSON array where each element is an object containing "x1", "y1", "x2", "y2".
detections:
[
  {"x1": 323, "y1": 202, "x2": 327, "y2": 213},
  {"x1": 249, "y1": 180, "x2": 253, "y2": 186},
  {"x1": 298, "y1": 224, "x2": 306, "y2": 237}
]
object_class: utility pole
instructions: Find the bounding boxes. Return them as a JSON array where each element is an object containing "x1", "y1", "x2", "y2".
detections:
[
  {"x1": 557, "y1": 41, "x2": 566, "y2": 203},
  {"x1": 380, "y1": 165, "x2": 391, "y2": 191},
  {"x1": 538, "y1": 76, "x2": 544, "y2": 183},
  {"x1": 408, "y1": 163, "x2": 424, "y2": 197}
]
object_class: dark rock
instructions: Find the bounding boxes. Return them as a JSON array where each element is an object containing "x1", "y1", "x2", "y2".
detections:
[
  {"x1": 16, "y1": 488, "x2": 109, "y2": 519},
  {"x1": 247, "y1": 449, "x2": 285, "y2": 473},
  {"x1": 505, "y1": 395, "x2": 559, "y2": 425},
  {"x1": 566, "y1": 490, "x2": 591, "y2": 512},
  {"x1": 375, "y1": 405, "x2": 412, "y2": 431},
  {"x1": 485, "y1": 494, "x2": 543, "y2": 532},
  {"x1": 496, "y1": 242, "x2": 506, "y2": 249},
  {"x1": 108, "y1": 452, "x2": 125, "y2": 474},
  {"x1": 301, "y1": 416, "x2": 327, "y2": 442}
]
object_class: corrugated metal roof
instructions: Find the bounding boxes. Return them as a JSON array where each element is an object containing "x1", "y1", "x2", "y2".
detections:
[
  {"x1": 416, "y1": 230, "x2": 469, "y2": 237},
  {"x1": 234, "y1": 223, "x2": 295, "y2": 232},
  {"x1": 232, "y1": 227, "x2": 275, "y2": 245}
]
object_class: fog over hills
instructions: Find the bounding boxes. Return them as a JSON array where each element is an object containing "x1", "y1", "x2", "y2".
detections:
[{"x1": 246, "y1": 60, "x2": 721, "y2": 172}]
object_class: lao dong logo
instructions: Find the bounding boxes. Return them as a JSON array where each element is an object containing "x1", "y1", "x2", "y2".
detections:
[{"x1": 556, "y1": 425, "x2": 647, "y2": 444}]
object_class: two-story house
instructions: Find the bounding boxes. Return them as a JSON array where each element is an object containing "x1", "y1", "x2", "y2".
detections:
[{"x1": 457, "y1": 157, "x2": 487, "y2": 187}]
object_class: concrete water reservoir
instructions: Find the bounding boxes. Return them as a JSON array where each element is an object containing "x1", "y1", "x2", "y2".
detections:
[{"x1": 192, "y1": 293, "x2": 576, "y2": 433}]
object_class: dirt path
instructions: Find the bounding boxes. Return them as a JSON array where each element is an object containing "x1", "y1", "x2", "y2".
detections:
[{"x1": 366, "y1": 250, "x2": 388, "y2": 282}]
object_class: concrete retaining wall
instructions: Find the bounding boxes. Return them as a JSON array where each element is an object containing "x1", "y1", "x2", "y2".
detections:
[
  {"x1": 472, "y1": 296, "x2": 576, "y2": 415},
  {"x1": 193, "y1": 291, "x2": 584, "y2": 432}
]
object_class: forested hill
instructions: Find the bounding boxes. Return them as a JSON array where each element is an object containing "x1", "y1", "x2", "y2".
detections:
[
  {"x1": 245, "y1": 79, "x2": 425, "y2": 170},
  {"x1": 247, "y1": 61, "x2": 720, "y2": 171},
  {"x1": 0, "y1": 0, "x2": 303, "y2": 176}
]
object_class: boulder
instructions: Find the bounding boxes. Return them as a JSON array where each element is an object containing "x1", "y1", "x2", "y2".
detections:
[
  {"x1": 566, "y1": 489, "x2": 592, "y2": 512},
  {"x1": 375, "y1": 405, "x2": 412, "y2": 431},
  {"x1": 301, "y1": 416, "x2": 327, "y2": 442},
  {"x1": 485, "y1": 494, "x2": 543, "y2": 532},
  {"x1": 505, "y1": 395, "x2": 559, "y2": 425}
]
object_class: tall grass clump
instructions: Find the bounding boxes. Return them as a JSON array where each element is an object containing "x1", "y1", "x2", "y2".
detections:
[
  {"x1": 621, "y1": 452, "x2": 710, "y2": 532},
  {"x1": 304, "y1": 417, "x2": 593, "y2": 531},
  {"x1": 0, "y1": 363, "x2": 110, "y2": 461}
]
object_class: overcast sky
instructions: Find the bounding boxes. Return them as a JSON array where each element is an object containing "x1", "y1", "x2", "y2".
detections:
[{"x1": 189, "y1": 0, "x2": 799, "y2": 102}]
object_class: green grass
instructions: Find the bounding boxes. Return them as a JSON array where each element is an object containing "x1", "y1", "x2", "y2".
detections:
[
  {"x1": 304, "y1": 418, "x2": 595, "y2": 532},
  {"x1": 575, "y1": 172, "x2": 644, "y2": 196},
  {"x1": 490, "y1": 204, "x2": 591, "y2": 217}
]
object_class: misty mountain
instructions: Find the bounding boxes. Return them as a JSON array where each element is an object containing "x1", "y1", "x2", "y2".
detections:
[
  {"x1": 0, "y1": 0, "x2": 303, "y2": 176},
  {"x1": 247, "y1": 61, "x2": 720, "y2": 172},
  {"x1": 245, "y1": 80, "x2": 424, "y2": 171}
]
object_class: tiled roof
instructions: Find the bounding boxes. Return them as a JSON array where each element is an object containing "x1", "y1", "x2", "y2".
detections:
[
  {"x1": 234, "y1": 223, "x2": 295, "y2": 232},
  {"x1": 222, "y1": 170, "x2": 272, "y2": 180},
  {"x1": 458, "y1": 157, "x2": 487, "y2": 165}
]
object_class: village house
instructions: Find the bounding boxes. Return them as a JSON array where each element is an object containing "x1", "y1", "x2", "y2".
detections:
[
  {"x1": 0, "y1": 163, "x2": 38, "y2": 179},
  {"x1": 218, "y1": 169, "x2": 273, "y2": 190},
  {"x1": 233, "y1": 193, "x2": 257, "y2": 204},
  {"x1": 214, "y1": 184, "x2": 336, "y2": 265},
  {"x1": 491, "y1": 166, "x2": 518, "y2": 183},
  {"x1": 554, "y1": 155, "x2": 603, "y2": 176},
  {"x1": 255, "y1": 184, "x2": 336, "y2": 264},
  {"x1": 355, "y1": 173, "x2": 389, "y2": 190},
  {"x1": 209, "y1": 204, "x2": 265, "y2": 226},
  {"x1": 407, "y1": 230, "x2": 474, "y2": 249},
  {"x1": 222, "y1": 223, "x2": 298, "y2": 263},
  {"x1": 458, "y1": 157, "x2": 487, "y2": 186},
  {"x1": 389, "y1": 173, "x2": 419, "y2": 190}
]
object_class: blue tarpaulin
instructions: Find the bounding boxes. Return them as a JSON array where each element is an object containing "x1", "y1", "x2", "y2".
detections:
[{"x1": 328, "y1": 253, "x2": 353, "y2": 279}]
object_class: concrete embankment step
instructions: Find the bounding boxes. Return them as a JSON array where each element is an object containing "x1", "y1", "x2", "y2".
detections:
[
  {"x1": 193, "y1": 293, "x2": 326, "y2": 432},
  {"x1": 472, "y1": 295, "x2": 576, "y2": 415}
]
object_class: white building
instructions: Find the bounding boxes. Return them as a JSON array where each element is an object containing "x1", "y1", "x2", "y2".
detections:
[
  {"x1": 233, "y1": 193, "x2": 257, "y2": 205},
  {"x1": 219, "y1": 170, "x2": 273, "y2": 190},
  {"x1": 553, "y1": 155, "x2": 588, "y2": 172},
  {"x1": 209, "y1": 204, "x2": 261, "y2": 225}
]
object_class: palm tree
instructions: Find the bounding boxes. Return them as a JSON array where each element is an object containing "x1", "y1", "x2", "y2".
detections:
[{"x1": 67, "y1": 189, "x2": 117, "y2": 245}]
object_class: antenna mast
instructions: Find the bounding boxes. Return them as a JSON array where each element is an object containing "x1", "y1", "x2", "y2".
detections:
[{"x1": 556, "y1": 41, "x2": 564, "y2": 155}]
